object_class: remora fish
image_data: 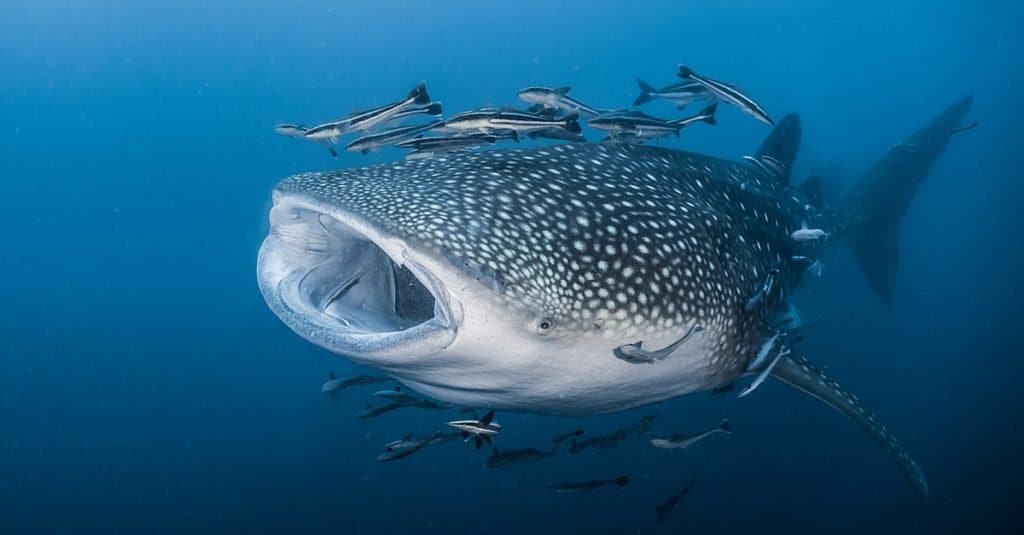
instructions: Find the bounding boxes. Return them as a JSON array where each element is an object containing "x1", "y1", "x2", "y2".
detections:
[
  {"x1": 447, "y1": 410, "x2": 501, "y2": 449},
  {"x1": 279, "y1": 123, "x2": 339, "y2": 158},
  {"x1": 274, "y1": 124, "x2": 307, "y2": 138},
  {"x1": 527, "y1": 127, "x2": 587, "y2": 143},
  {"x1": 372, "y1": 386, "x2": 422, "y2": 403},
  {"x1": 321, "y1": 372, "x2": 391, "y2": 393},
  {"x1": 633, "y1": 79, "x2": 713, "y2": 108},
  {"x1": 485, "y1": 444, "x2": 559, "y2": 468},
  {"x1": 569, "y1": 415, "x2": 652, "y2": 453},
  {"x1": 385, "y1": 102, "x2": 443, "y2": 124},
  {"x1": 488, "y1": 110, "x2": 582, "y2": 135},
  {"x1": 340, "y1": 81, "x2": 433, "y2": 133},
  {"x1": 650, "y1": 419, "x2": 731, "y2": 449},
  {"x1": 517, "y1": 86, "x2": 605, "y2": 118},
  {"x1": 395, "y1": 134, "x2": 499, "y2": 153},
  {"x1": 655, "y1": 478, "x2": 696, "y2": 522},
  {"x1": 303, "y1": 82, "x2": 433, "y2": 144},
  {"x1": 677, "y1": 65, "x2": 774, "y2": 125},
  {"x1": 346, "y1": 120, "x2": 445, "y2": 154},
  {"x1": 587, "y1": 110, "x2": 678, "y2": 137},
  {"x1": 376, "y1": 431, "x2": 441, "y2": 462},
  {"x1": 257, "y1": 96, "x2": 974, "y2": 496},
  {"x1": 551, "y1": 429, "x2": 584, "y2": 443},
  {"x1": 358, "y1": 398, "x2": 448, "y2": 419},
  {"x1": 588, "y1": 105, "x2": 715, "y2": 142},
  {"x1": 441, "y1": 109, "x2": 579, "y2": 136},
  {"x1": 548, "y1": 476, "x2": 629, "y2": 493},
  {"x1": 376, "y1": 431, "x2": 460, "y2": 462}
]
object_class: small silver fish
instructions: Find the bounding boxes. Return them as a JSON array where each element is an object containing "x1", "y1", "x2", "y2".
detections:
[{"x1": 650, "y1": 419, "x2": 731, "y2": 449}]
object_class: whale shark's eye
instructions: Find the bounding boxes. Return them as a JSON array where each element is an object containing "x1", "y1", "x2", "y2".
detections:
[{"x1": 535, "y1": 317, "x2": 555, "y2": 335}]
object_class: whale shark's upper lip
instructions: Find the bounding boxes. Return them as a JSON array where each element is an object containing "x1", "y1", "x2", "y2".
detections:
[{"x1": 256, "y1": 191, "x2": 461, "y2": 366}]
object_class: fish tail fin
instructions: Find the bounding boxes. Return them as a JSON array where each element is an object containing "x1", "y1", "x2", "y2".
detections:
[
  {"x1": 841, "y1": 96, "x2": 972, "y2": 302},
  {"x1": 719, "y1": 419, "x2": 731, "y2": 433},
  {"x1": 634, "y1": 79, "x2": 656, "y2": 105},
  {"x1": 425, "y1": 102, "x2": 443, "y2": 116},
  {"x1": 754, "y1": 112, "x2": 801, "y2": 185},
  {"x1": 409, "y1": 81, "x2": 431, "y2": 104},
  {"x1": 564, "y1": 111, "x2": 582, "y2": 134},
  {"x1": 700, "y1": 101, "x2": 718, "y2": 126},
  {"x1": 771, "y1": 352, "x2": 929, "y2": 497},
  {"x1": 615, "y1": 475, "x2": 630, "y2": 487}
]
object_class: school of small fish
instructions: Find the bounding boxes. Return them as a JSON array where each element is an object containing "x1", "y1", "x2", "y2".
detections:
[{"x1": 274, "y1": 64, "x2": 780, "y2": 162}]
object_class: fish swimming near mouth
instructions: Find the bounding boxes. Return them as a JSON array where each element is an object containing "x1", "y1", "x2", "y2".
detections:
[
  {"x1": 569, "y1": 414, "x2": 654, "y2": 453},
  {"x1": 321, "y1": 372, "x2": 392, "y2": 393},
  {"x1": 485, "y1": 444, "x2": 560, "y2": 468},
  {"x1": 650, "y1": 419, "x2": 731, "y2": 449},
  {"x1": 375, "y1": 430, "x2": 461, "y2": 462},
  {"x1": 257, "y1": 96, "x2": 973, "y2": 496},
  {"x1": 551, "y1": 428, "x2": 584, "y2": 444},
  {"x1": 548, "y1": 475, "x2": 629, "y2": 493},
  {"x1": 655, "y1": 477, "x2": 696, "y2": 522}
]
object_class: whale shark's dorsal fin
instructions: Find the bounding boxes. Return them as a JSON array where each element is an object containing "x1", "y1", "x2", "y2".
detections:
[
  {"x1": 755, "y1": 112, "x2": 801, "y2": 186},
  {"x1": 771, "y1": 353, "x2": 929, "y2": 497}
]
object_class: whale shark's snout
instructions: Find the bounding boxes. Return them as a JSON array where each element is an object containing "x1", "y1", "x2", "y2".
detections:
[{"x1": 257, "y1": 190, "x2": 461, "y2": 366}]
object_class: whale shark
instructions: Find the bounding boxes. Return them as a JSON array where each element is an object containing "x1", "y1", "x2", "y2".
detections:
[{"x1": 257, "y1": 96, "x2": 972, "y2": 496}]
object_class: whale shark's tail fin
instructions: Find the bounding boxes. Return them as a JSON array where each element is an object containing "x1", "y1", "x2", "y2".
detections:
[
  {"x1": 772, "y1": 352, "x2": 929, "y2": 497},
  {"x1": 842, "y1": 96, "x2": 973, "y2": 302}
]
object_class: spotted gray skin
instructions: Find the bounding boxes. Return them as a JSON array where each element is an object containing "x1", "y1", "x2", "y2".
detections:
[
  {"x1": 260, "y1": 98, "x2": 970, "y2": 498},
  {"x1": 279, "y1": 142, "x2": 795, "y2": 355},
  {"x1": 262, "y1": 142, "x2": 801, "y2": 413}
]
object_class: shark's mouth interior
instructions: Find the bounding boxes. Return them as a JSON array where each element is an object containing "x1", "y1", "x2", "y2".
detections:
[{"x1": 257, "y1": 194, "x2": 458, "y2": 362}]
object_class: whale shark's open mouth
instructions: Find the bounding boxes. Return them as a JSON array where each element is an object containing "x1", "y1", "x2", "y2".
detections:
[{"x1": 257, "y1": 192, "x2": 459, "y2": 365}]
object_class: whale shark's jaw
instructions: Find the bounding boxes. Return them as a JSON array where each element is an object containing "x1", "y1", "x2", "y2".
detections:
[{"x1": 257, "y1": 191, "x2": 461, "y2": 367}]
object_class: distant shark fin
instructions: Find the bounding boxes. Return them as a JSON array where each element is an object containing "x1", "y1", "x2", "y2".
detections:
[
  {"x1": 842, "y1": 96, "x2": 972, "y2": 302},
  {"x1": 771, "y1": 352, "x2": 929, "y2": 497}
]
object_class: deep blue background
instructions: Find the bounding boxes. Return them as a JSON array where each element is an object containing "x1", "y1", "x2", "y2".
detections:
[{"x1": 1, "y1": 1, "x2": 1021, "y2": 532}]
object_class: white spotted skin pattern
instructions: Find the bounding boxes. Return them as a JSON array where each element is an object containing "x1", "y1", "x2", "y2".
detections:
[{"x1": 277, "y1": 143, "x2": 814, "y2": 382}]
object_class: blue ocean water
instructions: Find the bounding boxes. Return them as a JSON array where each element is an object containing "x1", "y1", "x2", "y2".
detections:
[{"x1": 1, "y1": 0, "x2": 1021, "y2": 532}]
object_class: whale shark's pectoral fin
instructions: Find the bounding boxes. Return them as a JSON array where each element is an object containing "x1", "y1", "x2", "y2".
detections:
[{"x1": 771, "y1": 353, "x2": 929, "y2": 497}]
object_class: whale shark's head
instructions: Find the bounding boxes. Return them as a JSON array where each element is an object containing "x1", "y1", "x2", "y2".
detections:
[{"x1": 258, "y1": 145, "x2": 766, "y2": 413}]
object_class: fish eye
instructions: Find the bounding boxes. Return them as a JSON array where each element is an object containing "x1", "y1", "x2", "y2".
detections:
[{"x1": 535, "y1": 317, "x2": 555, "y2": 335}]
